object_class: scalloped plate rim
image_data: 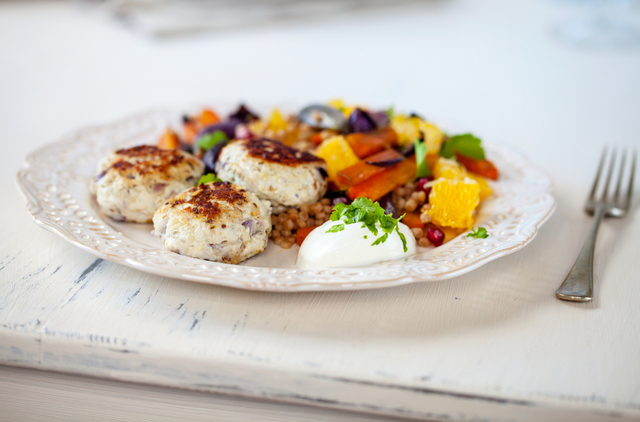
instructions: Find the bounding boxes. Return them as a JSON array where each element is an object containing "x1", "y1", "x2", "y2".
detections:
[{"x1": 15, "y1": 109, "x2": 556, "y2": 292}]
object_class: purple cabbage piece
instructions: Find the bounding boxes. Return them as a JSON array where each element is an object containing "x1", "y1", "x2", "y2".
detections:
[
  {"x1": 369, "y1": 110, "x2": 390, "y2": 128},
  {"x1": 378, "y1": 193, "x2": 398, "y2": 219},
  {"x1": 332, "y1": 197, "x2": 349, "y2": 206},
  {"x1": 400, "y1": 131, "x2": 424, "y2": 157},
  {"x1": 229, "y1": 104, "x2": 260, "y2": 123},
  {"x1": 348, "y1": 108, "x2": 377, "y2": 133},
  {"x1": 195, "y1": 117, "x2": 242, "y2": 142},
  {"x1": 181, "y1": 142, "x2": 193, "y2": 154},
  {"x1": 202, "y1": 141, "x2": 227, "y2": 174},
  {"x1": 365, "y1": 156, "x2": 404, "y2": 167},
  {"x1": 400, "y1": 143, "x2": 415, "y2": 157},
  {"x1": 317, "y1": 167, "x2": 328, "y2": 179}
]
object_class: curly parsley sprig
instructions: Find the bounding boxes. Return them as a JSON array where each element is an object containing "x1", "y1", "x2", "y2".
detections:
[
  {"x1": 467, "y1": 227, "x2": 489, "y2": 239},
  {"x1": 325, "y1": 197, "x2": 408, "y2": 253},
  {"x1": 198, "y1": 173, "x2": 222, "y2": 185}
]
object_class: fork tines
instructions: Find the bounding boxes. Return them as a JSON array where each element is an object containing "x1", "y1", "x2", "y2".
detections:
[{"x1": 587, "y1": 147, "x2": 636, "y2": 217}]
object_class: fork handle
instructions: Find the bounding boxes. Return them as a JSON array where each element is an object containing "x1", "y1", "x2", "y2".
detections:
[{"x1": 556, "y1": 203, "x2": 607, "y2": 302}]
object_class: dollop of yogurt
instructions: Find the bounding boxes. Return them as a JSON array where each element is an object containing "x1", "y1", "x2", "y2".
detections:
[{"x1": 295, "y1": 219, "x2": 417, "y2": 269}]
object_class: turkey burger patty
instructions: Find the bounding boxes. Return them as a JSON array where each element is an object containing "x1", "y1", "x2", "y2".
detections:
[
  {"x1": 215, "y1": 138, "x2": 328, "y2": 208},
  {"x1": 153, "y1": 181, "x2": 271, "y2": 264},
  {"x1": 90, "y1": 145, "x2": 204, "y2": 223}
]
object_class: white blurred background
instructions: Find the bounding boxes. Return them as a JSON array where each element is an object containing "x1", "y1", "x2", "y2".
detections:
[{"x1": 1, "y1": 0, "x2": 639, "y2": 194}]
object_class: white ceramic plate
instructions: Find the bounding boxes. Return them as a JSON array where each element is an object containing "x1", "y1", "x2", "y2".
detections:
[{"x1": 16, "y1": 109, "x2": 556, "y2": 292}]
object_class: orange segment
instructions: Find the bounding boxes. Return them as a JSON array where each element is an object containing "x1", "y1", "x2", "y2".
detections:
[{"x1": 427, "y1": 177, "x2": 480, "y2": 229}]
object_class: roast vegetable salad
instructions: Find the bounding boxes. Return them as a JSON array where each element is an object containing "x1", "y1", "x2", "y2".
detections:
[{"x1": 157, "y1": 100, "x2": 497, "y2": 253}]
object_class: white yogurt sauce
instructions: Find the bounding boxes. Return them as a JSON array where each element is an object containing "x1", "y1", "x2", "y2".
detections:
[{"x1": 295, "y1": 219, "x2": 417, "y2": 269}]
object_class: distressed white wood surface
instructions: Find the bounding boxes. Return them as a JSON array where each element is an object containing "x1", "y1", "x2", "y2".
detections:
[
  {"x1": 0, "y1": 365, "x2": 408, "y2": 422},
  {"x1": 1, "y1": 0, "x2": 640, "y2": 421}
]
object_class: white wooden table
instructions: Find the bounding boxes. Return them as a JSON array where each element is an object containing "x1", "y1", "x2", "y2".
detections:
[{"x1": 1, "y1": 1, "x2": 640, "y2": 420}]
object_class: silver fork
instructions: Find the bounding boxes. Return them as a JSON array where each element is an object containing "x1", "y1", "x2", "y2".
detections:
[{"x1": 556, "y1": 147, "x2": 636, "y2": 302}]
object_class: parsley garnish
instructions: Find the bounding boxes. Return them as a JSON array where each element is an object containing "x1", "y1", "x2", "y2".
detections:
[
  {"x1": 467, "y1": 227, "x2": 489, "y2": 239},
  {"x1": 386, "y1": 105, "x2": 395, "y2": 119},
  {"x1": 440, "y1": 133, "x2": 485, "y2": 160},
  {"x1": 414, "y1": 134, "x2": 432, "y2": 178},
  {"x1": 198, "y1": 173, "x2": 222, "y2": 185},
  {"x1": 197, "y1": 130, "x2": 228, "y2": 151},
  {"x1": 326, "y1": 197, "x2": 408, "y2": 252},
  {"x1": 326, "y1": 224, "x2": 344, "y2": 233}
]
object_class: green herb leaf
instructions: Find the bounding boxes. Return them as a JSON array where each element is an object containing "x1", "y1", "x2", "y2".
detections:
[
  {"x1": 394, "y1": 214, "x2": 408, "y2": 252},
  {"x1": 414, "y1": 136, "x2": 431, "y2": 178},
  {"x1": 198, "y1": 173, "x2": 222, "y2": 185},
  {"x1": 440, "y1": 137, "x2": 456, "y2": 159},
  {"x1": 440, "y1": 133, "x2": 485, "y2": 160},
  {"x1": 371, "y1": 232, "x2": 389, "y2": 246},
  {"x1": 326, "y1": 223, "x2": 345, "y2": 233},
  {"x1": 386, "y1": 105, "x2": 395, "y2": 119},
  {"x1": 197, "y1": 130, "x2": 228, "y2": 151},
  {"x1": 466, "y1": 227, "x2": 489, "y2": 239},
  {"x1": 326, "y1": 197, "x2": 408, "y2": 252}
]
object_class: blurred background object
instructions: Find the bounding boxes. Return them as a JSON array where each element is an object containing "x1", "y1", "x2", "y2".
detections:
[
  {"x1": 552, "y1": 0, "x2": 640, "y2": 49},
  {"x1": 100, "y1": 0, "x2": 430, "y2": 38}
]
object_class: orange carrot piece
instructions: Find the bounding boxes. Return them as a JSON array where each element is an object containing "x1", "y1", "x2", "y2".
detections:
[
  {"x1": 200, "y1": 109, "x2": 220, "y2": 125},
  {"x1": 402, "y1": 212, "x2": 424, "y2": 230},
  {"x1": 426, "y1": 153, "x2": 439, "y2": 170},
  {"x1": 296, "y1": 225, "x2": 319, "y2": 245},
  {"x1": 336, "y1": 149, "x2": 404, "y2": 188},
  {"x1": 456, "y1": 154, "x2": 499, "y2": 180},
  {"x1": 347, "y1": 155, "x2": 417, "y2": 202},
  {"x1": 346, "y1": 127, "x2": 398, "y2": 158},
  {"x1": 310, "y1": 133, "x2": 324, "y2": 146},
  {"x1": 158, "y1": 129, "x2": 181, "y2": 150},
  {"x1": 282, "y1": 127, "x2": 298, "y2": 146},
  {"x1": 183, "y1": 120, "x2": 199, "y2": 145}
]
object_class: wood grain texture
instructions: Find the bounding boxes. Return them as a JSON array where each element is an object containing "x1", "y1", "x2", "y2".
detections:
[
  {"x1": 0, "y1": 365, "x2": 408, "y2": 422},
  {"x1": 1, "y1": 0, "x2": 640, "y2": 420}
]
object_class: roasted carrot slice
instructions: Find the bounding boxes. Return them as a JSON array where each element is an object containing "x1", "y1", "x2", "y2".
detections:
[
  {"x1": 456, "y1": 154, "x2": 499, "y2": 180},
  {"x1": 310, "y1": 133, "x2": 324, "y2": 146},
  {"x1": 200, "y1": 109, "x2": 220, "y2": 125},
  {"x1": 402, "y1": 212, "x2": 424, "y2": 229},
  {"x1": 346, "y1": 127, "x2": 398, "y2": 158},
  {"x1": 426, "y1": 153, "x2": 439, "y2": 170},
  {"x1": 183, "y1": 120, "x2": 199, "y2": 145},
  {"x1": 336, "y1": 149, "x2": 404, "y2": 189},
  {"x1": 296, "y1": 225, "x2": 319, "y2": 245},
  {"x1": 347, "y1": 155, "x2": 417, "y2": 202},
  {"x1": 158, "y1": 129, "x2": 181, "y2": 150},
  {"x1": 282, "y1": 126, "x2": 298, "y2": 146}
]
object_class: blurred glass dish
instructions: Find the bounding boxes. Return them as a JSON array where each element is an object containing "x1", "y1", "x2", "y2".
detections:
[
  {"x1": 552, "y1": 0, "x2": 640, "y2": 49},
  {"x1": 101, "y1": 0, "x2": 429, "y2": 38}
]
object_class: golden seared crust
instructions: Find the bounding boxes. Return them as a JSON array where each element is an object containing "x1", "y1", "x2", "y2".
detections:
[
  {"x1": 215, "y1": 140, "x2": 328, "y2": 207},
  {"x1": 167, "y1": 182, "x2": 248, "y2": 223},
  {"x1": 244, "y1": 138, "x2": 324, "y2": 166},
  {"x1": 91, "y1": 145, "x2": 205, "y2": 223},
  {"x1": 96, "y1": 146, "x2": 201, "y2": 181},
  {"x1": 115, "y1": 145, "x2": 166, "y2": 157},
  {"x1": 153, "y1": 181, "x2": 272, "y2": 264}
]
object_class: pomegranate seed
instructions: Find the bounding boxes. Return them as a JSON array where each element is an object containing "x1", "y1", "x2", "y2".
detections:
[
  {"x1": 416, "y1": 177, "x2": 434, "y2": 203},
  {"x1": 416, "y1": 176, "x2": 434, "y2": 191},
  {"x1": 416, "y1": 177, "x2": 429, "y2": 191},
  {"x1": 426, "y1": 227, "x2": 444, "y2": 247}
]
